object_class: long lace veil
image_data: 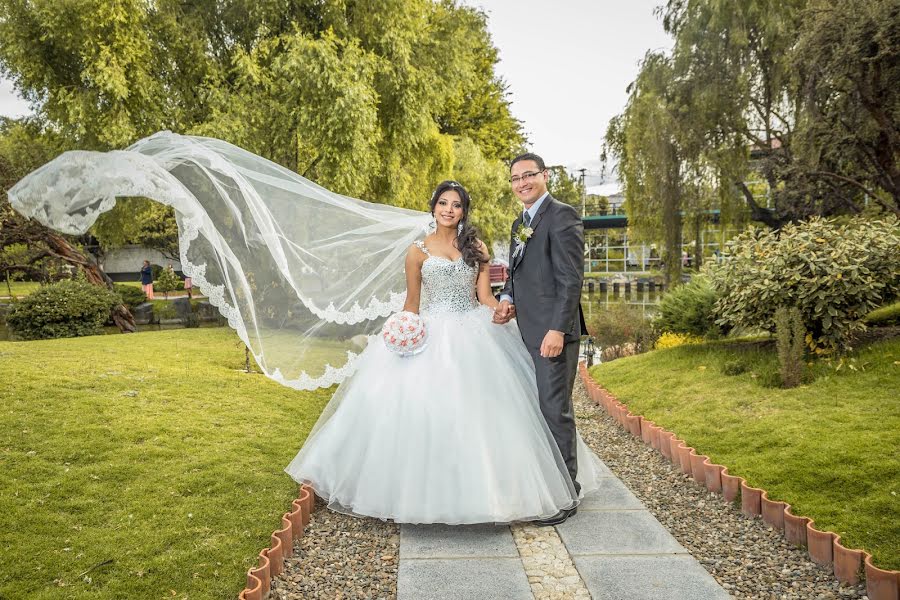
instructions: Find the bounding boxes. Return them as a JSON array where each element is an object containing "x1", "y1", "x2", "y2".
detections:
[{"x1": 8, "y1": 131, "x2": 432, "y2": 389}]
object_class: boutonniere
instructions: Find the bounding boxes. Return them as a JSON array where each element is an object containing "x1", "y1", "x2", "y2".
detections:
[{"x1": 512, "y1": 223, "x2": 534, "y2": 258}]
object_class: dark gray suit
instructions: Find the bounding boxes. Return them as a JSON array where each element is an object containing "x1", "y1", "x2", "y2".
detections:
[{"x1": 501, "y1": 195, "x2": 586, "y2": 492}]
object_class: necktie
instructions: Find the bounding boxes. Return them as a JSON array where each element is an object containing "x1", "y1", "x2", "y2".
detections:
[{"x1": 523, "y1": 210, "x2": 532, "y2": 227}]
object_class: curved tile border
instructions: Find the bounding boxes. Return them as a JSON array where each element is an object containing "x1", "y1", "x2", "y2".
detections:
[
  {"x1": 578, "y1": 363, "x2": 900, "y2": 600},
  {"x1": 239, "y1": 484, "x2": 315, "y2": 599}
]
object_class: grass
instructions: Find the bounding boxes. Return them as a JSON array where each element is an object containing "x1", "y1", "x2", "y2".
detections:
[
  {"x1": 865, "y1": 300, "x2": 900, "y2": 326},
  {"x1": 1, "y1": 280, "x2": 201, "y2": 299},
  {"x1": 589, "y1": 336, "x2": 900, "y2": 571},
  {"x1": 0, "y1": 328, "x2": 335, "y2": 599}
]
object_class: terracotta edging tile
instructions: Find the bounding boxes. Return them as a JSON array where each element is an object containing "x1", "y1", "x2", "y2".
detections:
[
  {"x1": 865, "y1": 553, "x2": 900, "y2": 600},
  {"x1": 577, "y1": 366, "x2": 900, "y2": 600},
  {"x1": 783, "y1": 505, "x2": 809, "y2": 547},
  {"x1": 237, "y1": 484, "x2": 317, "y2": 599},
  {"x1": 760, "y1": 492, "x2": 786, "y2": 530},
  {"x1": 833, "y1": 535, "x2": 865, "y2": 585}
]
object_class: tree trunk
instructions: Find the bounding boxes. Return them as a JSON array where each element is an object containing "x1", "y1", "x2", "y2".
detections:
[{"x1": 43, "y1": 232, "x2": 136, "y2": 333}]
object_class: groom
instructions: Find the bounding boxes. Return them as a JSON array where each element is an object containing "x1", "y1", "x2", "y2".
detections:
[{"x1": 494, "y1": 152, "x2": 586, "y2": 526}]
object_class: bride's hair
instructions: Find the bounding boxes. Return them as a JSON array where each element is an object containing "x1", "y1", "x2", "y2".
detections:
[{"x1": 429, "y1": 180, "x2": 488, "y2": 268}]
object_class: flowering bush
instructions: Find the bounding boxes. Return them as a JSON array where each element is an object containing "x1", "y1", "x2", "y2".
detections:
[
  {"x1": 655, "y1": 332, "x2": 704, "y2": 350},
  {"x1": 710, "y1": 216, "x2": 900, "y2": 353}
]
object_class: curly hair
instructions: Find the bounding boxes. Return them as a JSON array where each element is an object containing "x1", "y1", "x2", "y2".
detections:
[{"x1": 428, "y1": 180, "x2": 488, "y2": 268}]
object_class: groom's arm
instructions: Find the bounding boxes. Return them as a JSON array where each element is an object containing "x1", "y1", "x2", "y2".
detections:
[{"x1": 548, "y1": 203, "x2": 584, "y2": 334}]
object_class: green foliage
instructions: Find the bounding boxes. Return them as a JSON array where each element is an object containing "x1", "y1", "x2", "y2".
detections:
[
  {"x1": 6, "y1": 278, "x2": 120, "y2": 340},
  {"x1": 607, "y1": 0, "x2": 899, "y2": 233},
  {"x1": 0, "y1": 327, "x2": 335, "y2": 598},
  {"x1": 0, "y1": 2, "x2": 524, "y2": 249},
  {"x1": 154, "y1": 267, "x2": 181, "y2": 299},
  {"x1": 91, "y1": 198, "x2": 179, "y2": 258},
  {"x1": 547, "y1": 166, "x2": 584, "y2": 209},
  {"x1": 588, "y1": 336, "x2": 900, "y2": 570},
  {"x1": 721, "y1": 359, "x2": 749, "y2": 376},
  {"x1": 864, "y1": 301, "x2": 900, "y2": 327},
  {"x1": 710, "y1": 216, "x2": 900, "y2": 352},
  {"x1": 586, "y1": 302, "x2": 656, "y2": 359},
  {"x1": 792, "y1": 0, "x2": 900, "y2": 217},
  {"x1": 113, "y1": 283, "x2": 146, "y2": 310},
  {"x1": 653, "y1": 276, "x2": 721, "y2": 338},
  {"x1": 448, "y1": 136, "x2": 518, "y2": 247},
  {"x1": 775, "y1": 306, "x2": 807, "y2": 388}
]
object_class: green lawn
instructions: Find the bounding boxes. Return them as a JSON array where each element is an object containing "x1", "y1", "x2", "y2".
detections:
[
  {"x1": 589, "y1": 336, "x2": 900, "y2": 570},
  {"x1": 1, "y1": 280, "x2": 200, "y2": 299},
  {"x1": 0, "y1": 328, "x2": 332, "y2": 599}
]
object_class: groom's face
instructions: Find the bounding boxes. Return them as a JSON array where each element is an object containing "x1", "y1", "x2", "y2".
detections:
[{"x1": 510, "y1": 159, "x2": 548, "y2": 206}]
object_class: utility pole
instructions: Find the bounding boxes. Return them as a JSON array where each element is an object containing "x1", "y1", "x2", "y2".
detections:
[{"x1": 578, "y1": 168, "x2": 587, "y2": 217}]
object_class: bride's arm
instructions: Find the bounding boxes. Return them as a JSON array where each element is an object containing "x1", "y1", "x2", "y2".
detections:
[
  {"x1": 402, "y1": 245, "x2": 425, "y2": 313},
  {"x1": 475, "y1": 241, "x2": 499, "y2": 310}
]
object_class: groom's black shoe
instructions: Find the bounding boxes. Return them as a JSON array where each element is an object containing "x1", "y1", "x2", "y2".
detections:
[{"x1": 533, "y1": 506, "x2": 577, "y2": 527}]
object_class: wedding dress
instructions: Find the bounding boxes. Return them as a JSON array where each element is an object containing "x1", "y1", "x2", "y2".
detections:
[{"x1": 286, "y1": 241, "x2": 604, "y2": 524}]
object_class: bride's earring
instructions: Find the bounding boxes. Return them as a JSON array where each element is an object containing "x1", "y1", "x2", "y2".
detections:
[
  {"x1": 457, "y1": 221, "x2": 464, "y2": 235},
  {"x1": 427, "y1": 214, "x2": 437, "y2": 234}
]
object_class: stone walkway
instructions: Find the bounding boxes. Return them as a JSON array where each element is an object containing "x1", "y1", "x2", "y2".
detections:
[{"x1": 397, "y1": 457, "x2": 731, "y2": 600}]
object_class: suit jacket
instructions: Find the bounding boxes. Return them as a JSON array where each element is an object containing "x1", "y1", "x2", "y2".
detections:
[{"x1": 501, "y1": 195, "x2": 587, "y2": 349}]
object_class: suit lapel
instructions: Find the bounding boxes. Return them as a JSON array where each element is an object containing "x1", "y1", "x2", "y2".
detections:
[{"x1": 512, "y1": 195, "x2": 554, "y2": 271}]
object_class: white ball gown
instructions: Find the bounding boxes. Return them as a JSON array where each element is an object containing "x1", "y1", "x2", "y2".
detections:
[{"x1": 285, "y1": 241, "x2": 604, "y2": 524}]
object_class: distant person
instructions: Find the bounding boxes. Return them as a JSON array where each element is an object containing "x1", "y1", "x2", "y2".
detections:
[
  {"x1": 140, "y1": 260, "x2": 154, "y2": 300},
  {"x1": 184, "y1": 273, "x2": 193, "y2": 298}
]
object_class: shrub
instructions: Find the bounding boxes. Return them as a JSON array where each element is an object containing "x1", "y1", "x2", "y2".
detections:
[
  {"x1": 586, "y1": 302, "x2": 656, "y2": 361},
  {"x1": 655, "y1": 332, "x2": 704, "y2": 350},
  {"x1": 155, "y1": 267, "x2": 182, "y2": 299},
  {"x1": 864, "y1": 301, "x2": 900, "y2": 327},
  {"x1": 721, "y1": 359, "x2": 749, "y2": 376},
  {"x1": 114, "y1": 284, "x2": 147, "y2": 310},
  {"x1": 710, "y1": 216, "x2": 900, "y2": 353},
  {"x1": 653, "y1": 276, "x2": 722, "y2": 338},
  {"x1": 775, "y1": 306, "x2": 807, "y2": 388},
  {"x1": 6, "y1": 278, "x2": 120, "y2": 340}
]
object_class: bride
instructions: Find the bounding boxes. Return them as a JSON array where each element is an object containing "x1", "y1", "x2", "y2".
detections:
[
  {"x1": 285, "y1": 180, "x2": 603, "y2": 524},
  {"x1": 7, "y1": 132, "x2": 602, "y2": 525}
]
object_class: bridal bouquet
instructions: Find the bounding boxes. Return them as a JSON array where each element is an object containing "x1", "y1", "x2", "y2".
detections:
[{"x1": 381, "y1": 311, "x2": 428, "y2": 356}]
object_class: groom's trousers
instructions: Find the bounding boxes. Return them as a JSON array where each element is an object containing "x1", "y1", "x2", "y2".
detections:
[{"x1": 527, "y1": 339, "x2": 581, "y2": 495}]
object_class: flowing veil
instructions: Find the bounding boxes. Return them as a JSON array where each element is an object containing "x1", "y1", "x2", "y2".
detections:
[{"x1": 8, "y1": 131, "x2": 432, "y2": 390}]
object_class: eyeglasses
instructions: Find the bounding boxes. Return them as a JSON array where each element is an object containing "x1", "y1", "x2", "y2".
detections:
[{"x1": 509, "y1": 170, "x2": 545, "y2": 185}]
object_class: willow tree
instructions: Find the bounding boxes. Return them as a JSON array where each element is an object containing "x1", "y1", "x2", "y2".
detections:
[
  {"x1": 792, "y1": 0, "x2": 900, "y2": 217},
  {"x1": 605, "y1": 53, "x2": 685, "y2": 286},
  {"x1": 0, "y1": 0, "x2": 524, "y2": 249},
  {"x1": 661, "y1": 0, "x2": 811, "y2": 227}
]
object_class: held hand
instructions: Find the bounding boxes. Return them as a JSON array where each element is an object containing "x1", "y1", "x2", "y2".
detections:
[
  {"x1": 492, "y1": 299, "x2": 514, "y2": 324},
  {"x1": 539, "y1": 330, "x2": 565, "y2": 358}
]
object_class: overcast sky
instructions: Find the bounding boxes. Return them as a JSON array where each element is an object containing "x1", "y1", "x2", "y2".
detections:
[
  {"x1": 0, "y1": 1, "x2": 671, "y2": 186},
  {"x1": 467, "y1": 0, "x2": 672, "y2": 186}
]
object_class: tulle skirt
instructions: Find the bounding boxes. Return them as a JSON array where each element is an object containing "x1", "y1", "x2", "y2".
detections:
[{"x1": 285, "y1": 304, "x2": 604, "y2": 524}]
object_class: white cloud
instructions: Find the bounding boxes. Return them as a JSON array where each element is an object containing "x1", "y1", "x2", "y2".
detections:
[{"x1": 0, "y1": 78, "x2": 32, "y2": 119}]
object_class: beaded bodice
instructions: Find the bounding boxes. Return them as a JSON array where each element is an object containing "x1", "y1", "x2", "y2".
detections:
[{"x1": 415, "y1": 241, "x2": 479, "y2": 314}]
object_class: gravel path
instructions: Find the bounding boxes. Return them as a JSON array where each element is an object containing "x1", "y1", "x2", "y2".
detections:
[
  {"x1": 573, "y1": 375, "x2": 869, "y2": 600},
  {"x1": 271, "y1": 497, "x2": 400, "y2": 600}
]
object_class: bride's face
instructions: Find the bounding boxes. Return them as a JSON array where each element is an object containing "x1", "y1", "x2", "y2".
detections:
[{"x1": 433, "y1": 190, "x2": 464, "y2": 229}]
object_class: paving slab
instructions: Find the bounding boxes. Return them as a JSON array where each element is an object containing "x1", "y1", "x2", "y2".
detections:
[
  {"x1": 579, "y1": 477, "x2": 645, "y2": 511},
  {"x1": 397, "y1": 557, "x2": 532, "y2": 600},
  {"x1": 399, "y1": 523, "x2": 518, "y2": 559},
  {"x1": 573, "y1": 555, "x2": 732, "y2": 600},
  {"x1": 586, "y1": 456, "x2": 616, "y2": 479},
  {"x1": 556, "y1": 510, "x2": 687, "y2": 556}
]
